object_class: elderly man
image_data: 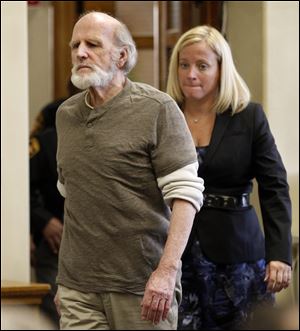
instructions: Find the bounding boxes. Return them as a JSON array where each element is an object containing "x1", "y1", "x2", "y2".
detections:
[{"x1": 54, "y1": 12, "x2": 204, "y2": 330}]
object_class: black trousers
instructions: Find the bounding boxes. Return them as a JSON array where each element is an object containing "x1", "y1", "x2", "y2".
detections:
[{"x1": 35, "y1": 239, "x2": 59, "y2": 328}]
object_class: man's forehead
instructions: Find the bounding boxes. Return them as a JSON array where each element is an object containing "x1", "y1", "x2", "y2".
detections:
[
  {"x1": 71, "y1": 17, "x2": 115, "y2": 42},
  {"x1": 74, "y1": 13, "x2": 117, "y2": 33}
]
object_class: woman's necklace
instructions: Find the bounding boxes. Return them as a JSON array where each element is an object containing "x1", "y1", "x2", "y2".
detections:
[{"x1": 184, "y1": 113, "x2": 200, "y2": 124}]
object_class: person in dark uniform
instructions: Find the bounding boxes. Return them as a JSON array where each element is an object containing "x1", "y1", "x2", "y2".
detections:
[
  {"x1": 29, "y1": 81, "x2": 79, "y2": 327},
  {"x1": 30, "y1": 109, "x2": 64, "y2": 327}
]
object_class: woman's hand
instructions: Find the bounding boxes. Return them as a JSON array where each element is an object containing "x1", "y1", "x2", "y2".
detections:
[{"x1": 264, "y1": 261, "x2": 292, "y2": 292}]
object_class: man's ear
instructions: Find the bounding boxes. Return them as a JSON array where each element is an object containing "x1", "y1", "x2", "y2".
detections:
[{"x1": 117, "y1": 48, "x2": 128, "y2": 69}]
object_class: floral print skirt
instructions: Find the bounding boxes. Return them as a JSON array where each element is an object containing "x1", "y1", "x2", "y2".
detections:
[{"x1": 178, "y1": 240, "x2": 275, "y2": 330}]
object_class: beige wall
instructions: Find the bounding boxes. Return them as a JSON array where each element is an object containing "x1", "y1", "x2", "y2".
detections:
[
  {"x1": 227, "y1": 1, "x2": 264, "y2": 104},
  {"x1": 1, "y1": 1, "x2": 30, "y2": 282},
  {"x1": 263, "y1": 1, "x2": 299, "y2": 236},
  {"x1": 28, "y1": 2, "x2": 54, "y2": 129},
  {"x1": 263, "y1": 1, "x2": 299, "y2": 305},
  {"x1": 115, "y1": 1, "x2": 153, "y2": 36}
]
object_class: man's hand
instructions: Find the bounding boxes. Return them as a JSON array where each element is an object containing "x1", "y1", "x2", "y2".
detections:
[
  {"x1": 54, "y1": 291, "x2": 61, "y2": 316},
  {"x1": 140, "y1": 199, "x2": 196, "y2": 325},
  {"x1": 43, "y1": 217, "x2": 63, "y2": 254},
  {"x1": 141, "y1": 266, "x2": 176, "y2": 325},
  {"x1": 264, "y1": 260, "x2": 292, "y2": 292}
]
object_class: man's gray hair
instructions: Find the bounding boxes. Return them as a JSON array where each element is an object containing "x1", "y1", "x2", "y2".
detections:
[{"x1": 113, "y1": 22, "x2": 138, "y2": 75}]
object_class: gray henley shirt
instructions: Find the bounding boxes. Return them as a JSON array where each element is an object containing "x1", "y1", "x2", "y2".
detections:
[{"x1": 56, "y1": 79, "x2": 197, "y2": 294}]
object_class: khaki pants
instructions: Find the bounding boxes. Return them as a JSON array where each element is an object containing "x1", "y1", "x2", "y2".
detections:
[{"x1": 58, "y1": 285, "x2": 180, "y2": 330}]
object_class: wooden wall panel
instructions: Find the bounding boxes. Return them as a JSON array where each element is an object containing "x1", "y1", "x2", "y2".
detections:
[
  {"x1": 53, "y1": 1, "x2": 77, "y2": 99},
  {"x1": 83, "y1": 1, "x2": 115, "y2": 15},
  {"x1": 200, "y1": 1, "x2": 223, "y2": 31}
]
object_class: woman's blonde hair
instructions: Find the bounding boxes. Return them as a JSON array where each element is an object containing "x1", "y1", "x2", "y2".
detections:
[{"x1": 166, "y1": 25, "x2": 250, "y2": 114}]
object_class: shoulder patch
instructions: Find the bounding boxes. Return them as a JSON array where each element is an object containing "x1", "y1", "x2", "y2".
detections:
[{"x1": 29, "y1": 137, "x2": 40, "y2": 158}]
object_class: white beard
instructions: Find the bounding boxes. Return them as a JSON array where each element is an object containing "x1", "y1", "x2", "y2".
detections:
[{"x1": 71, "y1": 63, "x2": 117, "y2": 90}]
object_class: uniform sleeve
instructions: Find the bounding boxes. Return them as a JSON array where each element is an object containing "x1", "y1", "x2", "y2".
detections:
[
  {"x1": 150, "y1": 100, "x2": 197, "y2": 178},
  {"x1": 253, "y1": 104, "x2": 292, "y2": 265},
  {"x1": 30, "y1": 137, "x2": 54, "y2": 236},
  {"x1": 30, "y1": 189, "x2": 53, "y2": 235}
]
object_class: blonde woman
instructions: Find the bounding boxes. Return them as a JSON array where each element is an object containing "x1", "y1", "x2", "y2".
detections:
[{"x1": 167, "y1": 25, "x2": 292, "y2": 330}]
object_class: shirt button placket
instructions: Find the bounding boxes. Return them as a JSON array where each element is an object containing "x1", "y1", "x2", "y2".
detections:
[{"x1": 86, "y1": 121, "x2": 94, "y2": 148}]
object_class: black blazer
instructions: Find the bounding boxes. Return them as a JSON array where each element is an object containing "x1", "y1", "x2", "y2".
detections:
[{"x1": 193, "y1": 102, "x2": 292, "y2": 265}]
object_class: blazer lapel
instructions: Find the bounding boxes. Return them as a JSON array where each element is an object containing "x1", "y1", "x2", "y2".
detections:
[{"x1": 203, "y1": 111, "x2": 231, "y2": 168}]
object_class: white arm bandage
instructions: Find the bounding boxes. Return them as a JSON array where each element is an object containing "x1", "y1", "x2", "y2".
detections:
[
  {"x1": 57, "y1": 180, "x2": 67, "y2": 198},
  {"x1": 157, "y1": 162, "x2": 204, "y2": 212}
]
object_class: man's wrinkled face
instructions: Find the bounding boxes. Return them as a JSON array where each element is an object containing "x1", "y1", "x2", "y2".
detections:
[{"x1": 70, "y1": 15, "x2": 118, "y2": 89}]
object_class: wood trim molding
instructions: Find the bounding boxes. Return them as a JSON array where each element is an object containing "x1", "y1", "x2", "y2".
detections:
[
  {"x1": 159, "y1": 1, "x2": 167, "y2": 91},
  {"x1": 133, "y1": 36, "x2": 153, "y2": 49},
  {"x1": 200, "y1": 1, "x2": 223, "y2": 31},
  {"x1": 83, "y1": 1, "x2": 115, "y2": 15},
  {"x1": 53, "y1": 1, "x2": 77, "y2": 99},
  {"x1": 1, "y1": 280, "x2": 51, "y2": 305},
  {"x1": 166, "y1": 30, "x2": 180, "y2": 48}
]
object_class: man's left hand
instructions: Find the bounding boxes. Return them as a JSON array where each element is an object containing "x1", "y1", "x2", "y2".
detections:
[{"x1": 141, "y1": 267, "x2": 176, "y2": 325}]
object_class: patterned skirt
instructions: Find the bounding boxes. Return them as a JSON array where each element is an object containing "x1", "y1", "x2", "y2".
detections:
[{"x1": 178, "y1": 240, "x2": 275, "y2": 330}]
